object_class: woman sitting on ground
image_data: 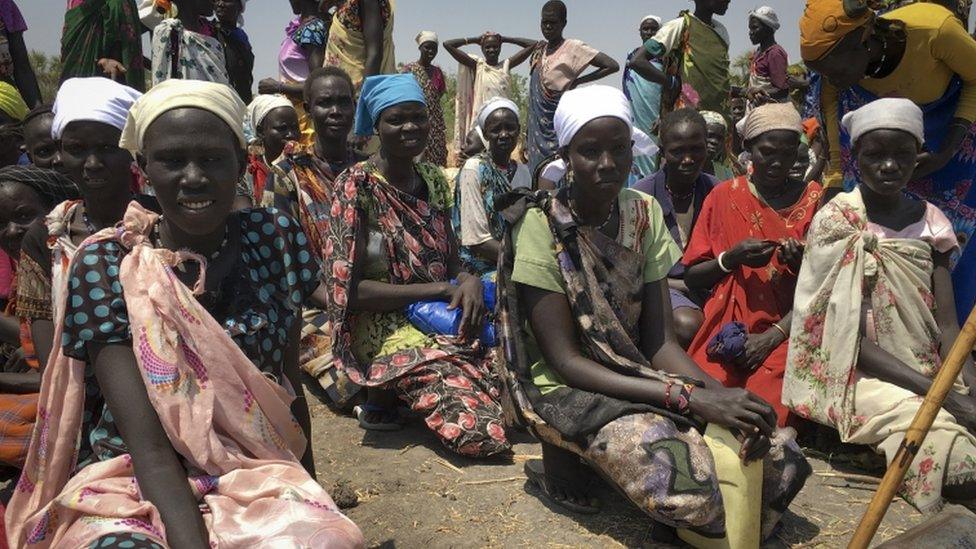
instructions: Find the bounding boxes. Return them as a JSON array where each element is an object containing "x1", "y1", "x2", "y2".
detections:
[
  {"x1": 6, "y1": 79, "x2": 364, "y2": 548},
  {"x1": 0, "y1": 166, "x2": 78, "y2": 469},
  {"x1": 321, "y1": 74, "x2": 510, "y2": 457},
  {"x1": 683, "y1": 102, "x2": 822, "y2": 427},
  {"x1": 785, "y1": 98, "x2": 976, "y2": 512},
  {"x1": 501, "y1": 85, "x2": 809, "y2": 539},
  {"x1": 4, "y1": 78, "x2": 140, "y2": 471},
  {"x1": 240, "y1": 93, "x2": 299, "y2": 207},
  {"x1": 452, "y1": 97, "x2": 531, "y2": 275},
  {"x1": 633, "y1": 108, "x2": 718, "y2": 349}
]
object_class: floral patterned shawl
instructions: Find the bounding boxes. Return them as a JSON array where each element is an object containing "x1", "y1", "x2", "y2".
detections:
[
  {"x1": 7, "y1": 203, "x2": 363, "y2": 548},
  {"x1": 322, "y1": 161, "x2": 458, "y2": 395},
  {"x1": 784, "y1": 189, "x2": 976, "y2": 511}
]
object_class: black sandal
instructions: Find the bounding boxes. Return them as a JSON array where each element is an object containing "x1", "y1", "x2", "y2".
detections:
[{"x1": 523, "y1": 459, "x2": 600, "y2": 514}]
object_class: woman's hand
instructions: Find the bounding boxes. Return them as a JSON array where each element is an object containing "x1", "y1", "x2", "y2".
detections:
[
  {"x1": 258, "y1": 78, "x2": 283, "y2": 95},
  {"x1": 445, "y1": 274, "x2": 484, "y2": 340},
  {"x1": 97, "y1": 58, "x2": 126, "y2": 80},
  {"x1": 725, "y1": 238, "x2": 777, "y2": 269},
  {"x1": 778, "y1": 238, "x2": 804, "y2": 273},
  {"x1": 746, "y1": 87, "x2": 771, "y2": 106},
  {"x1": 736, "y1": 329, "x2": 784, "y2": 372},
  {"x1": 738, "y1": 431, "x2": 772, "y2": 464},
  {"x1": 690, "y1": 386, "x2": 777, "y2": 440}
]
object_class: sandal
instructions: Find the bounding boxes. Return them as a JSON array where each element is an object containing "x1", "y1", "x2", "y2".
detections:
[
  {"x1": 523, "y1": 459, "x2": 600, "y2": 515},
  {"x1": 354, "y1": 403, "x2": 404, "y2": 431}
]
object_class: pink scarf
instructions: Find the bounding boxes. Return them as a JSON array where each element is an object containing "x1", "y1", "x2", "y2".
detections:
[{"x1": 7, "y1": 202, "x2": 363, "y2": 548}]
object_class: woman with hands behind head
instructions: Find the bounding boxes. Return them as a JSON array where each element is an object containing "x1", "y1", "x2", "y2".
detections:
[{"x1": 683, "y1": 103, "x2": 822, "y2": 427}]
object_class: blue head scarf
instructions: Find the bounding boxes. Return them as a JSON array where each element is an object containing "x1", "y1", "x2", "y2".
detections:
[{"x1": 354, "y1": 74, "x2": 427, "y2": 136}]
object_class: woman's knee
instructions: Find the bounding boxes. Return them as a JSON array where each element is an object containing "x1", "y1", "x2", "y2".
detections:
[{"x1": 672, "y1": 307, "x2": 704, "y2": 349}]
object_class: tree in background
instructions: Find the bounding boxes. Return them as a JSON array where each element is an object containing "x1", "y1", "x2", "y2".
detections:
[{"x1": 29, "y1": 51, "x2": 62, "y2": 104}]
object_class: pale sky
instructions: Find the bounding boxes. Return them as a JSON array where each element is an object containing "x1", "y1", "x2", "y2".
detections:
[{"x1": 19, "y1": 1, "x2": 974, "y2": 95}]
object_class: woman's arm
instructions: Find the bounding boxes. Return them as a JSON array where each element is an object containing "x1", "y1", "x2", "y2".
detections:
[
  {"x1": 0, "y1": 313, "x2": 18, "y2": 345},
  {"x1": 282, "y1": 320, "x2": 316, "y2": 476},
  {"x1": 8, "y1": 32, "x2": 40, "y2": 107},
  {"x1": 361, "y1": 0, "x2": 384, "y2": 78},
  {"x1": 504, "y1": 38, "x2": 540, "y2": 68},
  {"x1": 304, "y1": 41, "x2": 326, "y2": 73},
  {"x1": 684, "y1": 239, "x2": 776, "y2": 294},
  {"x1": 90, "y1": 342, "x2": 210, "y2": 549},
  {"x1": 257, "y1": 78, "x2": 304, "y2": 99},
  {"x1": 470, "y1": 240, "x2": 501, "y2": 264},
  {"x1": 571, "y1": 52, "x2": 619, "y2": 88},
  {"x1": 931, "y1": 250, "x2": 976, "y2": 391},
  {"x1": 626, "y1": 47, "x2": 668, "y2": 85},
  {"x1": 0, "y1": 370, "x2": 39, "y2": 393},
  {"x1": 522, "y1": 280, "x2": 777, "y2": 441},
  {"x1": 442, "y1": 38, "x2": 478, "y2": 68},
  {"x1": 347, "y1": 217, "x2": 451, "y2": 312}
]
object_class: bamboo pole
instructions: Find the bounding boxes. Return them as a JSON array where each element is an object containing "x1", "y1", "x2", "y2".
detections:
[{"x1": 848, "y1": 305, "x2": 976, "y2": 549}]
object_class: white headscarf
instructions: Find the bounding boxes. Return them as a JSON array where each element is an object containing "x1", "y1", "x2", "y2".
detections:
[
  {"x1": 120, "y1": 80, "x2": 247, "y2": 154},
  {"x1": 243, "y1": 94, "x2": 295, "y2": 144},
  {"x1": 416, "y1": 31, "x2": 438, "y2": 45},
  {"x1": 52, "y1": 77, "x2": 143, "y2": 139},
  {"x1": 641, "y1": 14, "x2": 662, "y2": 26},
  {"x1": 749, "y1": 6, "x2": 780, "y2": 31},
  {"x1": 842, "y1": 98, "x2": 925, "y2": 147},
  {"x1": 544, "y1": 85, "x2": 657, "y2": 181},
  {"x1": 476, "y1": 97, "x2": 519, "y2": 129}
]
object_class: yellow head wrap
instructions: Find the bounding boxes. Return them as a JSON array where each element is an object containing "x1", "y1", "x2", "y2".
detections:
[
  {"x1": 799, "y1": 0, "x2": 873, "y2": 62},
  {"x1": 120, "y1": 80, "x2": 246, "y2": 154},
  {"x1": 0, "y1": 81, "x2": 29, "y2": 122}
]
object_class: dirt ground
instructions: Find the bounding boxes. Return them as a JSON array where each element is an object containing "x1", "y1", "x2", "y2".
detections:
[{"x1": 303, "y1": 383, "x2": 927, "y2": 549}]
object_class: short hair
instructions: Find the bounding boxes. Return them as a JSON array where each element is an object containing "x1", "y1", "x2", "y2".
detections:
[
  {"x1": 303, "y1": 66, "x2": 355, "y2": 102},
  {"x1": 23, "y1": 104, "x2": 53, "y2": 127},
  {"x1": 659, "y1": 108, "x2": 707, "y2": 143},
  {"x1": 542, "y1": 0, "x2": 567, "y2": 19}
]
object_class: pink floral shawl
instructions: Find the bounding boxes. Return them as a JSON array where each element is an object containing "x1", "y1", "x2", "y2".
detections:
[
  {"x1": 784, "y1": 189, "x2": 976, "y2": 511},
  {"x1": 6, "y1": 202, "x2": 363, "y2": 548}
]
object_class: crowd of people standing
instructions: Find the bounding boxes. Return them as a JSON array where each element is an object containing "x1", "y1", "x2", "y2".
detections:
[{"x1": 0, "y1": 0, "x2": 973, "y2": 547}]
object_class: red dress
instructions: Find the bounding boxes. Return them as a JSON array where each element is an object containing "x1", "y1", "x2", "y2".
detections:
[{"x1": 682, "y1": 177, "x2": 822, "y2": 426}]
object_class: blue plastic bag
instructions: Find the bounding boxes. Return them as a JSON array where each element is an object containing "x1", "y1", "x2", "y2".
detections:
[{"x1": 405, "y1": 277, "x2": 497, "y2": 347}]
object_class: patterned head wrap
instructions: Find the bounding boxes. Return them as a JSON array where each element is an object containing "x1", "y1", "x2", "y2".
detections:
[
  {"x1": 800, "y1": 0, "x2": 874, "y2": 61},
  {"x1": 415, "y1": 31, "x2": 438, "y2": 46},
  {"x1": 0, "y1": 165, "x2": 80, "y2": 207}
]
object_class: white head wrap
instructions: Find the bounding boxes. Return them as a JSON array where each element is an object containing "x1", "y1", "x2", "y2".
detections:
[
  {"x1": 120, "y1": 80, "x2": 247, "y2": 154},
  {"x1": 476, "y1": 97, "x2": 519, "y2": 129},
  {"x1": 749, "y1": 6, "x2": 780, "y2": 31},
  {"x1": 842, "y1": 98, "x2": 925, "y2": 146},
  {"x1": 545, "y1": 85, "x2": 658, "y2": 181},
  {"x1": 52, "y1": 77, "x2": 143, "y2": 140},
  {"x1": 738, "y1": 102, "x2": 802, "y2": 141},
  {"x1": 243, "y1": 94, "x2": 295, "y2": 144},
  {"x1": 416, "y1": 31, "x2": 438, "y2": 46},
  {"x1": 641, "y1": 14, "x2": 662, "y2": 26}
]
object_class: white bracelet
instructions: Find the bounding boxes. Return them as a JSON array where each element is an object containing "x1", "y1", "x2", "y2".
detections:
[{"x1": 717, "y1": 251, "x2": 733, "y2": 273}]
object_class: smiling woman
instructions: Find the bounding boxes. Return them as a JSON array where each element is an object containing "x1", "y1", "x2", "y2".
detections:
[
  {"x1": 319, "y1": 73, "x2": 511, "y2": 458},
  {"x1": 6, "y1": 79, "x2": 364, "y2": 549}
]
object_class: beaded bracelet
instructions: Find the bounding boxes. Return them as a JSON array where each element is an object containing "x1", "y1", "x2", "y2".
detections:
[
  {"x1": 664, "y1": 379, "x2": 675, "y2": 411},
  {"x1": 676, "y1": 383, "x2": 696, "y2": 415}
]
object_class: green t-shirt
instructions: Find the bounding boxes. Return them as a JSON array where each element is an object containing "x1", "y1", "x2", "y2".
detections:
[{"x1": 510, "y1": 188, "x2": 682, "y2": 394}]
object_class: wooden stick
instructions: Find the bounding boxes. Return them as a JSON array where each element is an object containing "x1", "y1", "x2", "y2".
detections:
[
  {"x1": 849, "y1": 304, "x2": 976, "y2": 549},
  {"x1": 459, "y1": 476, "x2": 526, "y2": 486}
]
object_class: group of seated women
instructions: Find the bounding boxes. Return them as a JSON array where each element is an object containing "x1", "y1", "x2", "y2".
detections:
[{"x1": 1, "y1": 64, "x2": 974, "y2": 547}]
